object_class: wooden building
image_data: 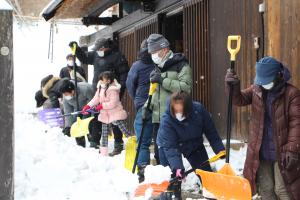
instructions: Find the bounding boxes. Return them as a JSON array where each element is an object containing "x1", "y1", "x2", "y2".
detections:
[{"x1": 43, "y1": 0, "x2": 300, "y2": 141}]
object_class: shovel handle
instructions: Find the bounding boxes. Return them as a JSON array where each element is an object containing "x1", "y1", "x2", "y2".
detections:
[
  {"x1": 227, "y1": 35, "x2": 241, "y2": 62},
  {"x1": 71, "y1": 43, "x2": 77, "y2": 56},
  {"x1": 149, "y1": 83, "x2": 158, "y2": 96}
]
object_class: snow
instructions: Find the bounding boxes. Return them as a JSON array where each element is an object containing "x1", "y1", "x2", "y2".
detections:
[{"x1": 0, "y1": 0, "x2": 12, "y2": 10}]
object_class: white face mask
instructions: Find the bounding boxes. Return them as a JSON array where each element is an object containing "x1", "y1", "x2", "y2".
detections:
[
  {"x1": 262, "y1": 82, "x2": 274, "y2": 90},
  {"x1": 64, "y1": 95, "x2": 73, "y2": 100},
  {"x1": 67, "y1": 60, "x2": 74, "y2": 66},
  {"x1": 151, "y1": 52, "x2": 163, "y2": 66},
  {"x1": 97, "y1": 50, "x2": 105, "y2": 57},
  {"x1": 175, "y1": 113, "x2": 186, "y2": 121}
]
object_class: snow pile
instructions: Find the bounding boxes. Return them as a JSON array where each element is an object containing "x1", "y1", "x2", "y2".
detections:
[
  {"x1": 143, "y1": 165, "x2": 172, "y2": 184},
  {"x1": 15, "y1": 113, "x2": 139, "y2": 200}
]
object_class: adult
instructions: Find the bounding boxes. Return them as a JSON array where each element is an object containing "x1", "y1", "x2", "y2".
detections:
[
  {"x1": 225, "y1": 56, "x2": 300, "y2": 200},
  {"x1": 126, "y1": 39, "x2": 155, "y2": 182},
  {"x1": 59, "y1": 79, "x2": 94, "y2": 147},
  {"x1": 144, "y1": 34, "x2": 192, "y2": 164},
  {"x1": 69, "y1": 38, "x2": 129, "y2": 156},
  {"x1": 157, "y1": 91, "x2": 225, "y2": 199},
  {"x1": 59, "y1": 54, "x2": 86, "y2": 82}
]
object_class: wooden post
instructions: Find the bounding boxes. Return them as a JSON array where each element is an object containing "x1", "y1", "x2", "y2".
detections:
[{"x1": 0, "y1": 8, "x2": 14, "y2": 200}]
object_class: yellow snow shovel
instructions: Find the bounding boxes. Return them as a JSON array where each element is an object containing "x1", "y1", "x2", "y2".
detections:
[
  {"x1": 124, "y1": 136, "x2": 137, "y2": 171},
  {"x1": 70, "y1": 116, "x2": 94, "y2": 138},
  {"x1": 196, "y1": 35, "x2": 251, "y2": 200}
]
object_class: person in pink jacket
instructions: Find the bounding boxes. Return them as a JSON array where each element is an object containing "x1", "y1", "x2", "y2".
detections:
[{"x1": 82, "y1": 71, "x2": 131, "y2": 156}]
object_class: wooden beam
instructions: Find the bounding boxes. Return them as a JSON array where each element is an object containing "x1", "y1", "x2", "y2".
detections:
[
  {"x1": 0, "y1": 9, "x2": 14, "y2": 200},
  {"x1": 80, "y1": 0, "x2": 182, "y2": 46}
]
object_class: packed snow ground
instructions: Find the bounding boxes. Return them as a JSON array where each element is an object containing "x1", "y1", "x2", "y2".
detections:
[{"x1": 15, "y1": 113, "x2": 247, "y2": 200}]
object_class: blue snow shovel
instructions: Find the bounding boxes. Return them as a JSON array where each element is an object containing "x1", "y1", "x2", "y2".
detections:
[{"x1": 38, "y1": 108, "x2": 64, "y2": 127}]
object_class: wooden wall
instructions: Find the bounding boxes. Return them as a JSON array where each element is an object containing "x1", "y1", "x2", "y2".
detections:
[
  {"x1": 209, "y1": 0, "x2": 262, "y2": 140},
  {"x1": 266, "y1": 0, "x2": 300, "y2": 89}
]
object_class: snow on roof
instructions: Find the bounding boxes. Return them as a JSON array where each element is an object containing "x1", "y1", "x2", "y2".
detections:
[{"x1": 0, "y1": 0, "x2": 12, "y2": 10}]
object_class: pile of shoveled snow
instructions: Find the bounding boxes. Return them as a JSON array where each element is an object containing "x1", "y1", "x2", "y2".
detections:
[
  {"x1": 15, "y1": 113, "x2": 138, "y2": 200},
  {"x1": 15, "y1": 113, "x2": 247, "y2": 200}
]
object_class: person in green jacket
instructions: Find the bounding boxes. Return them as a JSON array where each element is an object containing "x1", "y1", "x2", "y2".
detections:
[{"x1": 143, "y1": 34, "x2": 192, "y2": 164}]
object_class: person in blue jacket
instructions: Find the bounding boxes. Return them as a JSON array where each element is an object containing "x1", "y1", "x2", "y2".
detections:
[
  {"x1": 157, "y1": 91, "x2": 225, "y2": 199},
  {"x1": 126, "y1": 39, "x2": 155, "y2": 183}
]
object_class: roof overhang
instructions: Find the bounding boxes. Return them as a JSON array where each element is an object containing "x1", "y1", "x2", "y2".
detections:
[{"x1": 42, "y1": 0, "x2": 120, "y2": 21}]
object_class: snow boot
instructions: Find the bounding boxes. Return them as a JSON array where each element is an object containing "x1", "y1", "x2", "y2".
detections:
[
  {"x1": 89, "y1": 141, "x2": 100, "y2": 149},
  {"x1": 159, "y1": 181, "x2": 182, "y2": 200},
  {"x1": 75, "y1": 136, "x2": 86, "y2": 148},
  {"x1": 109, "y1": 142, "x2": 124, "y2": 157},
  {"x1": 137, "y1": 165, "x2": 147, "y2": 183},
  {"x1": 100, "y1": 146, "x2": 108, "y2": 156}
]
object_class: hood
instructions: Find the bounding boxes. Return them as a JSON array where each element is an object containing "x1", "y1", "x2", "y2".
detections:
[
  {"x1": 162, "y1": 53, "x2": 188, "y2": 72},
  {"x1": 97, "y1": 79, "x2": 121, "y2": 91},
  {"x1": 282, "y1": 66, "x2": 291, "y2": 82},
  {"x1": 42, "y1": 76, "x2": 60, "y2": 98}
]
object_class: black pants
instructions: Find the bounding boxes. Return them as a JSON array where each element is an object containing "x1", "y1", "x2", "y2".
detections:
[{"x1": 153, "y1": 123, "x2": 160, "y2": 164}]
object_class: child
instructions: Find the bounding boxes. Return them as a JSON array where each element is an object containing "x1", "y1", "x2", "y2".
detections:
[{"x1": 82, "y1": 71, "x2": 130, "y2": 156}]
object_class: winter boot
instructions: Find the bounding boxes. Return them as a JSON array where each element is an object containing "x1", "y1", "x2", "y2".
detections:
[
  {"x1": 109, "y1": 142, "x2": 124, "y2": 157},
  {"x1": 89, "y1": 141, "x2": 100, "y2": 149},
  {"x1": 100, "y1": 146, "x2": 108, "y2": 156},
  {"x1": 75, "y1": 136, "x2": 86, "y2": 148},
  {"x1": 137, "y1": 165, "x2": 147, "y2": 183}
]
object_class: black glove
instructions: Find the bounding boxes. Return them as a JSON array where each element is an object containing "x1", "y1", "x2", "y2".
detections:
[
  {"x1": 284, "y1": 151, "x2": 299, "y2": 170},
  {"x1": 225, "y1": 68, "x2": 240, "y2": 84},
  {"x1": 69, "y1": 41, "x2": 78, "y2": 48},
  {"x1": 142, "y1": 107, "x2": 152, "y2": 120},
  {"x1": 150, "y1": 70, "x2": 163, "y2": 84},
  {"x1": 62, "y1": 127, "x2": 71, "y2": 137}
]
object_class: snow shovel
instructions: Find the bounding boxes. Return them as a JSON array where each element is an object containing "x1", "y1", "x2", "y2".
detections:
[
  {"x1": 38, "y1": 108, "x2": 64, "y2": 127},
  {"x1": 132, "y1": 83, "x2": 158, "y2": 173},
  {"x1": 70, "y1": 116, "x2": 94, "y2": 138},
  {"x1": 196, "y1": 35, "x2": 252, "y2": 200},
  {"x1": 134, "y1": 150, "x2": 226, "y2": 198},
  {"x1": 124, "y1": 136, "x2": 137, "y2": 171}
]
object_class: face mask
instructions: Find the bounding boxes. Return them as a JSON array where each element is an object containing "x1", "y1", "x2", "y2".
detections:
[
  {"x1": 64, "y1": 95, "x2": 73, "y2": 100},
  {"x1": 262, "y1": 82, "x2": 274, "y2": 90},
  {"x1": 175, "y1": 113, "x2": 186, "y2": 121},
  {"x1": 151, "y1": 52, "x2": 163, "y2": 66},
  {"x1": 67, "y1": 60, "x2": 74, "y2": 66},
  {"x1": 97, "y1": 50, "x2": 105, "y2": 57}
]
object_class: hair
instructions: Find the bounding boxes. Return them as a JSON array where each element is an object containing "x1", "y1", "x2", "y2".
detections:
[
  {"x1": 170, "y1": 91, "x2": 193, "y2": 118},
  {"x1": 59, "y1": 80, "x2": 75, "y2": 93},
  {"x1": 98, "y1": 71, "x2": 115, "y2": 96},
  {"x1": 66, "y1": 54, "x2": 74, "y2": 60}
]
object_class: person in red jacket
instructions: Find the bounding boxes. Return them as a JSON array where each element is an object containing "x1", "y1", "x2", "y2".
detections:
[{"x1": 225, "y1": 57, "x2": 300, "y2": 200}]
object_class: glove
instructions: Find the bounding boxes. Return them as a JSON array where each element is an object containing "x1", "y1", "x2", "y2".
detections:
[
  {"x1": 69, "y1": 41, "x2": 78, "y2": 48},
  {"x1": 142, "y1": 107, "x2": 152, "y2": 120},
  {"x1": 62, "y1": 127, "x2": 71, "y2": 137},
  {"x1": 81, "y1": 105, "x2": 91, "y2": 115},
  {"x1": 150, "y1": 70, "x2": 163, "y2": 84},
  {"x1": 225, "y1": 68, "x2": 239, "y2": 84},
  {"x1": 174, "y1": 169, "x2": 185, "y2": 181},
  {"x1": 284, "y1": 151, "x2": 299, "y2": 170},
  {"x1": 95, "y1": 104, "x2": 103, "y2": 112}
]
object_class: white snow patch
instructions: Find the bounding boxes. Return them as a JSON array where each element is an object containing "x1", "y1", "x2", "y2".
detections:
[
  {"x1": 15, "y1": 113, "x2": 139, "y2": 200},
  {"x1": 143, "y1": 165, "x2": 172, "y2": 184},
  {"x1": 0, "y1": 0, "x2": 12, "y2": 10}
]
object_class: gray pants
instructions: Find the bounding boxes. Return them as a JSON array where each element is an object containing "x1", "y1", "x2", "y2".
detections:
[{"x1": 257, "y1": 160, "x2": 290, "y2": 200}]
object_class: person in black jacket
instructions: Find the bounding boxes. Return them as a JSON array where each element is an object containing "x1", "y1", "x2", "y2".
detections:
[
  {"x1": 59, "y1": 54, "x2": 86, "y2": 82},
  {"x1": 69, "y1": 38, "x2": 129, "y2": 156},
  {"x1": 126, "y1": 39, "x2": 155, "y2": 182}
]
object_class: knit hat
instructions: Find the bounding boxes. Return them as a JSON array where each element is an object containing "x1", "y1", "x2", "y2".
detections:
[
  {"x1": 35, "y1": 90, "x2": 47, "y2": 107},
  {"x1": 147, "y1": 34, "x2": 170, "y2": 53},
  {"x1": 93, "y1": 38, "x2": 112, "y2": 50},
  {"x1": 59, "y1": 79, "x2": 75, "y2": 93},
  {"x1": 254, "y1": 56, "x2": 283, "y2": 85}
]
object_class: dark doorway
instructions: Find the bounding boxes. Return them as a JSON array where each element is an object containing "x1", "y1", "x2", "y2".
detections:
[{"x1": 162, "y1": 10, "x2": 183, "y2": 53}]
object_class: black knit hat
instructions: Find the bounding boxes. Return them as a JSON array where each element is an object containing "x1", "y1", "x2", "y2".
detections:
[
  {"x1": 59, "y1": 79, "x2": 75, "y2": 93},
  {"x1": 93, "y1": 38, "x2": 112, "y2": 50},
  {"x1": 35, "y1": 90, "x2": 47, "y2": 107}
]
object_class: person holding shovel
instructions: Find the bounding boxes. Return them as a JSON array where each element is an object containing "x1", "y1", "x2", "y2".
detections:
[
  {"x1": 143, "y1": 33, "x2": 193, "y2": 165},
  {"x1": 126, "y1": 39, "x2": 155, "y2": 182},
  {"x1": 59, "y1": 79, "x2": 94, "y2": 147},
  {"x1": 157, "y1": 91, "x2": 225, "y2": 199},
  {"x1": 225, "y1": 56, "x2": 300, "y2": 200},
  {"x1": 69, "y1": 39, "x2": 129, "y2": 156}
]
